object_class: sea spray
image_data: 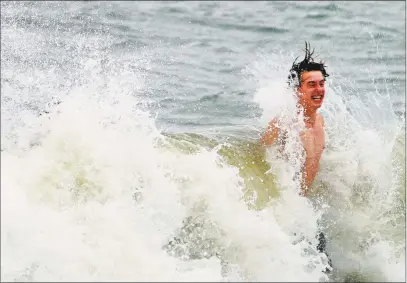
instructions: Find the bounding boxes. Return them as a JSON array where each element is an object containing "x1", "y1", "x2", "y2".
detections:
[{"x1": 247, "y1": 48, "x2": 405, "y2": 282}]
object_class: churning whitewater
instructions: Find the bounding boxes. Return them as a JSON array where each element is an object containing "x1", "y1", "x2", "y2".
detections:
[{"x1": 1, "y1": 1, "x2": 405, "y2": 282}]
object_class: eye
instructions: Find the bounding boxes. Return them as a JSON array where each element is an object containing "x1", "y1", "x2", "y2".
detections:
[
  {"x1": 320, "y1": 81, "x2": 325, "y2": 87},
  {"x1": 308, "y1": 82, "x2": 316, "y2": 87}
]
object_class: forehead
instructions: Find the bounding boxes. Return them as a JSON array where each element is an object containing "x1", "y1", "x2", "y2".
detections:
[{"x1": 301, "y1": 71, "x2": 324, "y2": 82}]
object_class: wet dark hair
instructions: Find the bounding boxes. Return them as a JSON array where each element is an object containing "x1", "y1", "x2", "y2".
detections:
[{"x1": 288, "y1": 42, "x2": 329, "y2": 89}]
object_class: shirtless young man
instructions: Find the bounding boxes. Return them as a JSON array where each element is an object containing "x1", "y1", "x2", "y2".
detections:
[
  {"x1": 260, "y1": 42, "x2": 329, "y2": 197},
  {"x1": 260, "y1": 43, "x2": 332, "y2": 271}
]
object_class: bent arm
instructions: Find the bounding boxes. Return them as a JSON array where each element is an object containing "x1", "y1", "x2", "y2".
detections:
[
  {"x1": 300, "y1": 114, "x2": 325, "y2": 196},
  {"x1": 260, "y1": 119, "x2": 280, "y2": 146},
  {"x1": 301, "y1": 157, "x2": 320, "y2": 196}
]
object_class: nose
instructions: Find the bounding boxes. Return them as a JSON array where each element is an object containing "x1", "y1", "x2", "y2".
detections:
[{"x1": 315, "y1": 84, "x2": 324, "y2": 93}]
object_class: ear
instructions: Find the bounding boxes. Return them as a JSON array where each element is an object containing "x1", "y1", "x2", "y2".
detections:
[{"x1": 295, "y1": 88, "x2": 302, "y2": 96}]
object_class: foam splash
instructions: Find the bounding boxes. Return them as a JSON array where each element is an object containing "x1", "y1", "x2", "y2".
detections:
[
  {"x1": 1, "y1": 18, "x2": 330, "y2": 279},
  {"x1": 247, "y1": 49, "x2": 405, "y2": 282},
  {"x1": 1, "y1": 84, "x2": 332, "y2": 281},
  {"x1": 2, "y1": 3, "x2": 403, "y2": 281}
]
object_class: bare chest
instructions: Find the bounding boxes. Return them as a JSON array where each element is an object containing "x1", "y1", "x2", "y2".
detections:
[{"x1": 300, "y1": 125, "x2": 325, "y2": 158}]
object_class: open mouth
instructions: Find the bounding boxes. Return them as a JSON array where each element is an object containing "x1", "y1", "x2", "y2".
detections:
[{"x1": 311, "y1": 96, "x2": 323, "y2": 101}]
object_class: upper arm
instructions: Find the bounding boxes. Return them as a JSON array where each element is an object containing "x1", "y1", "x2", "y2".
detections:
[{"x1": 260, "y1": 119, "x2": 280, "y2": 146}]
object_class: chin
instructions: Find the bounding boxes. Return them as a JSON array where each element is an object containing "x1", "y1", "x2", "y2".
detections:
[
  {"x1": 312, "y1": 100, "x2": 324, "y2": 108},
  {"x1": 315, "y1": 103, "x2": 323, "y2": 108}
]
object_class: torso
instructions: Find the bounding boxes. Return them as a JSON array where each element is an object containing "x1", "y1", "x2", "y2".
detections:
[
  {"x1": 300, "y1": 114, "x2": 325, "y2": 166},
  {"x1": 277, "y1": 113, "x2": 325, "y2": 187}
]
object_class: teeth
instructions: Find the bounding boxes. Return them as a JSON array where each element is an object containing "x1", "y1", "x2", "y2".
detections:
[{"x1": 312, "y1": 96, "x2": 322, "y2": 100}]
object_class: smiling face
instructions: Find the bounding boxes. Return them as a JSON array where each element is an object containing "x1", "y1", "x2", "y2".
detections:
[{"x1": 296, "y1": 70, "x2": 326, "y2": 111}]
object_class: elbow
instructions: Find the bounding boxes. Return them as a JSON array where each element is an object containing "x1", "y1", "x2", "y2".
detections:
[
  {"x1": 260, "y1": 135, "x2": 274, "y2": 146},
  {"x1": 260, "y1": 135, "x2": 268, "y2": 146}
]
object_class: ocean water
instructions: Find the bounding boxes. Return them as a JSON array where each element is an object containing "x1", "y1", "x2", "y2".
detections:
[{"x1": 1, "y1": 1, "x2": 405, "y2": 282}]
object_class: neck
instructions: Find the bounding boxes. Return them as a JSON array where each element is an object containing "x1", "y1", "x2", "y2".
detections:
[{"x1": 298, "y1": 106, "x2": 317, "y2": 126}]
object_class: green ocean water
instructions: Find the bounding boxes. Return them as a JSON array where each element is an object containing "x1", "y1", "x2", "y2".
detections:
[{"x1": 1, "y1": 1, "x2": 405, "y2": 282}]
